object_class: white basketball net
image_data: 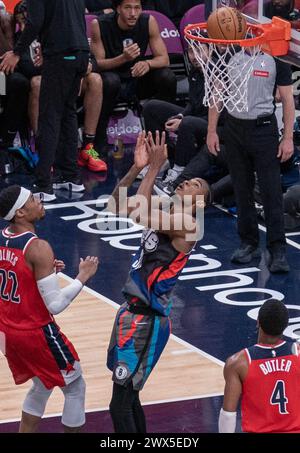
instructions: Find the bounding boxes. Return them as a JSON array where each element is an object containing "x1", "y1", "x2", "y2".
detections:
[{"x1": 186, "y1": 27, "x2": 262, "y2": 113}]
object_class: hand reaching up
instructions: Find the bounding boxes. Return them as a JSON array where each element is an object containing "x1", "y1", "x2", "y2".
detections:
[
  {"x1": 77, "y1": 256, "x2": 99, "y2": 284},
  {"x1": 145, "y1": 131, "x2": 167, "y2": 170},
  {"x1": 134, "y1": 131, "x2": 149, "y2": 170}
]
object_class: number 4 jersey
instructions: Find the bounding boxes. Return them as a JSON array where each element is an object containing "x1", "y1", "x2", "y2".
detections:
[
  {"x1": 0, "y1": 227, "x2": 53, "y2": 329},
  {"x1": 242, "y1": 341, "x2": 300, "y2": 433}
]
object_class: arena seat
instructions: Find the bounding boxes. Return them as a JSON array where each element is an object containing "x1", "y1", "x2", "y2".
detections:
[{"x1": 179, "y1": 4, "x2": 205, "y2": 50}]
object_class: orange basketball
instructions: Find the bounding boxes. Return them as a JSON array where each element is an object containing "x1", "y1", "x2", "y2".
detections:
[{"x1": 207, "y1": 6, "x2": 247, "y2": 41}]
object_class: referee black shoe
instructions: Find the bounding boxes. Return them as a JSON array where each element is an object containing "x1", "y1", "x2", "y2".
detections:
[
  {"x1": 268, "y1": 246, "x2": 290, "y2": 273},
  {"x1": 231, "y1": 243, "x2": 261, "y2": 264}
]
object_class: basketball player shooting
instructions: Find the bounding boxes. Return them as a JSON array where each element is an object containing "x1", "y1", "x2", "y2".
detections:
[{"x1": 105, "y1": 131, "x2": 211, "y2": 433}]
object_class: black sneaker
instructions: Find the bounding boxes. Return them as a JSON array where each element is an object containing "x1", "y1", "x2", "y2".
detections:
[
  {"x1": 32, "y1": 184, "x2": 56, "y2": 202},
  {"x1": 231, "y1": 243, "x2": 261, "y2": 264},
  {"x1": 268, "y1": 246, "x2": 290, "y2": 273},
  {"x1": 153, "y1": 179, "x2": 175, "y2": 197},
  {"x1": 52, "y1": 176, "x2": 85, "y2": 192}
]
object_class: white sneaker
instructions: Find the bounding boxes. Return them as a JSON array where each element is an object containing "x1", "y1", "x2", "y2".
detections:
[{"x1": 163, "y1": 168, "x2": 181, "y2": 184}]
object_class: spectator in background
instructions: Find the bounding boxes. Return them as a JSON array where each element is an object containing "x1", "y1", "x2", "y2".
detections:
[
  {"x1": 12, "y1": 1, "x2": 106, "y2": 173},
  {"x1": 90, "y1": 0, "x2": 177, "y2": 153},
  {"x1": 13, "y1": 0, "x2": 41, "y2": 138},
  {"x1": 264, "y1": 0, "x2": 300, "y2": 28},
  {"x1": 78, "y1": 63, "x2": 107, "y2": 172},
  {"x1": 0, "y1": 5, "x2": 30, "y2": 149},
  {"x1": 283, "y1": 184, "x2": 300, "y2": 229},
  {"x1": 0, "y1": 0, "x2": 90, "y2": 201}
]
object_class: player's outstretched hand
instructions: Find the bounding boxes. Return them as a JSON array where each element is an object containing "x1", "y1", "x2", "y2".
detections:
[
  {"x1": 134, "y1": 131, "x2": 149, "y2": 170},
  {"x1": 145, "y1": 131, "x2": 167, "y2": 170},
  {"x1": 78, "y1": 256, "x2": 99, "y2": 283}
]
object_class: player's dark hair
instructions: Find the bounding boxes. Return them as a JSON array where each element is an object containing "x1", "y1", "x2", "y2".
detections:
[
  {"x1": 258, "y1": 299, "x2": 289, "y2": 336},
  {"x1": 194, "y1": 178, "x2": 212, "y2": 206},
  {"x1": 0, "y1": 185, "x2": 22, "y2": 221}
]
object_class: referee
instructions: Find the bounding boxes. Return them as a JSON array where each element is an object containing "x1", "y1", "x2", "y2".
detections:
[
  {"x1": 207, "y1": 51, "x2": 295, "y2": 273},
  {"x1": 0, "y1": 0, "x2": 89, "y2": 201}
]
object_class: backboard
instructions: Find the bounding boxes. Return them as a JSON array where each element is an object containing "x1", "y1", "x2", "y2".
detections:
[{"x1": 208, "y1": 0, "x2": 300, "y2": 66}]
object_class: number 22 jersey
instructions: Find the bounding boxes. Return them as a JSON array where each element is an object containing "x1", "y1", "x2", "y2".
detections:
[{"x1": 0, "y1": 227, "x2": 53, "y2": 330}]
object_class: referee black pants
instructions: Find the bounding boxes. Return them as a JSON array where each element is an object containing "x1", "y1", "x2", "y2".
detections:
[
  {"x1": 36, "y1": 52, "x2": 89, "y2": 188},
  {"x1": 224, "y1": 114, "x2": 286, "y2": 250}
]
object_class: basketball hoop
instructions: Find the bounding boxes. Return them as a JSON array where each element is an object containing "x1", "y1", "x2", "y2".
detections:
[{"x1": 184, "y1": 17, "x2": 291, "y2": 113}]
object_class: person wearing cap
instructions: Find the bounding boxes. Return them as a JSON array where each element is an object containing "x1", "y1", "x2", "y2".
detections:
[
  {"x1": 0, "y1": 185, "x2": 99, "y2": 432},
  {"x1": 90, "y1": 0, "x2": 176, "y2": 153},
  {"x1": 219, "y1": 299, "x2": 300, "y2": 433}
]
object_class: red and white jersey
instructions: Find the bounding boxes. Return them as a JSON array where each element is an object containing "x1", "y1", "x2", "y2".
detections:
[
  {"x1": 0, "y1": 227, "x2": 53, "y2": 330},
  {"x1": 242, "y1": 340, "x2": 300, "y2": 433}
]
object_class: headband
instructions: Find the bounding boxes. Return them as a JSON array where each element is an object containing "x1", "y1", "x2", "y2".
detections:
[{"x1": 4, "y1": 187, "x2": 31, "y2": 221}]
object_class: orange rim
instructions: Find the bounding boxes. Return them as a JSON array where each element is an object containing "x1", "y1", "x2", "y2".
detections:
[
  {"x1": 184, "y1": 22, "x2": 265, "y2": 47},
  {"x1": 184, "y1": 17, "x2": 291, "y2": 56}
]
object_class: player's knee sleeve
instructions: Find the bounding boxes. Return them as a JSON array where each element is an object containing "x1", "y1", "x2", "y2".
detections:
[
  {"x1": 61, "y1": 376, "x2": 86, "y2": 427},
  {"x1": 22, "y1": 377, "x2": 53, "y2": 418}
]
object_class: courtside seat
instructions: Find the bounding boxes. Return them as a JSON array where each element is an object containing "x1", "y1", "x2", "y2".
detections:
[{"x1": 179, "y1": 4, "x2": 205, "y2": 50}]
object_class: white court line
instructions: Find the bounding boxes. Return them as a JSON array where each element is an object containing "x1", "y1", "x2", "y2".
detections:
[
  {"x1": 171, "y1": 349, "x2": 195, "y2": 355},
  {"x1": 45, "y1": 200, "x2": 300, "y2": 251},
  {"x1": 0, "y1": 392, "x2": 223, "y2": 425},
  {"x1": 60, "y1": 273, "x2": 224, "y2": 367},
  {"x1": 44, "y1": 199, "x2": 109, "y2": 210},
  {"x1": 215, "y1": 204, "x2": 300, "y2": 251},
  {"x1": 1, "y1": 205, "x2": 233, "y2": 426},
  {"x1": 286, "y1": 232, "x2": 300, "y2": 237},
  {"x1": 0, "y1": 274, "x2": 225, "y2": 426}
]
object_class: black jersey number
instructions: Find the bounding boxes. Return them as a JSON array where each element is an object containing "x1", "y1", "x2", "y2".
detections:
[
  {"x1": 270, "y1": 380, "x2": 289, "y2": 414},
  {"x1": 0, "y1": 269, "x2": 20, "y2": 304}
]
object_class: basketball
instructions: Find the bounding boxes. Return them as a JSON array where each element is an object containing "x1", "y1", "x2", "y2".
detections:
[{"x1": 207, "y1": 6, "x2": 247, "y2": 41}]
